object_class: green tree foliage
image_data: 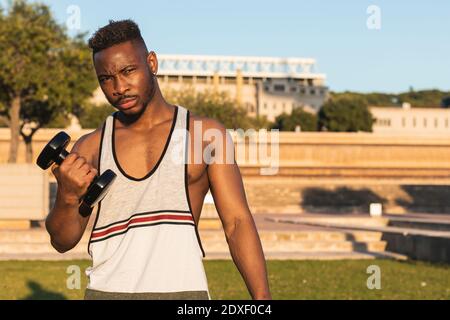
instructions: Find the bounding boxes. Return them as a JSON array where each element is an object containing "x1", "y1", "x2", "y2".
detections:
[
  {"x1": 398, "y1": 89, "x2": 450, "y2": 108},
  {"x1": 78, "y1": 103, "x2": 116, "y2": 129},
  {"x1": 247, "y1": 114, "x2": 273, "y2": 130},
  {"x1": 163, "y1": 86, "x2": 272, "y2": 130},
  {"x1": 318, "y1": 97, "x2": 374, "y2": 132},
  {"x1": 330, "y1": 90, "x2": 450, "y2": 108},
  {"x1": 330, "y1": 91, "x2": 397, "y2": 106},
  {"x1": 272, "y1": 108, "x2": 317, "y2": 131},
  {"x1": 45, "y1": 112, "x2": 71, "y2": 128},
  {"x1": 0, "y1": 1, "x2": 97, "y2": 162},
  {"x1": 441, "y1": 96, "x2": 450, "y2": 108}
]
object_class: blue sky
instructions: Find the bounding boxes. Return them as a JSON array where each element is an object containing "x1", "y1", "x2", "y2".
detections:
[{"x1": 23, "y1": 0, "x2": 450, "y2": 93}]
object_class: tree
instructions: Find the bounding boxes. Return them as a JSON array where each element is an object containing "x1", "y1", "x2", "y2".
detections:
[
  {"x1": 163, "y1": 86, "x2": 268, "y2": 130},
  {"x1": 272, "y1": 108, "x2": 317, "y2": 131},
  {"x1": 0, "y1": 1, "x2": 97, "y2": 162},
  {"x1": 330, "y1": 91, "x2": 398, "y2": 107},
  {"x1": 398, "y1": 89, "x2": 448, "y2": 107},
  {"x1": 247, "y1": 115, "x2": 273, "y2": 130},
  {"x1": 442, "y1": 96, "x2": 450, "y2": 109},
  {"x1": 318, "y1": 97, "x2": 374, "y2": 132},
  {"x1": 330, "y1": 90, "x2": 450, "y2": 108},
  {"x1": 78, "y1": 103, "x2": 116, "y2": 129}
]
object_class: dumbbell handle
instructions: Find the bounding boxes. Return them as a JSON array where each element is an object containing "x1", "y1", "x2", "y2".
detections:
[{"x1": 54, "y1": 149, "x2": 69, "y2": 166}]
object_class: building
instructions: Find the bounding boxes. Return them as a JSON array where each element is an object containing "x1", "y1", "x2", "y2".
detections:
[
  {"x1": 371, "y1": 103, "x2": 450, "y2": 135},
  {"x1": 91, "y1": 54, "x2": 329, "y2": 122}
]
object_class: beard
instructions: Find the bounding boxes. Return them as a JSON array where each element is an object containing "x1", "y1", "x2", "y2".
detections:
[{"x1": 115, "y1": 74, "x2": 157, "y2": 125}]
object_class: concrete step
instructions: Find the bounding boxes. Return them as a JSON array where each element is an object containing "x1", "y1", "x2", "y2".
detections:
[
  {"x1": 0, "y1": 239, "x2": 387, "y2": 254},
  {"x1": 387, "y1": 218, "x2": 450, "y2": 232},
  {"x1": 199, "y1": 230, "x2": 383, "y2": 242},
  {"x1": 0, "y1": 227, "x2": 393, "y2": 260},
  {"x1": 0, "y1": 229, "x2": 93, "y2": 243},
  {"x1": 279, "y1": 217, "x2": 389, "y2": 228},
  {"x1": 0, "y1": 229, "x2": 383, "y2": 243},
  {"x1": 270, "y1": 216, "x2": 450, "y2": 263},
  {"x1": 204, "y1": 251, "x2": 408, "y2": 261},
  {"x1": 203, "y1": 240, "x2": 387, "y2": 253},
  {"x1": 0, "y1": 242, "x2": 89, "y2": 254},
  {"x1": 0, "y1": 252, "x2": 91, "y2": 261},
  {"x1": 0, "y1": 229, "x2": 53, "y2": 242},
  {"x1": 0, "y1": 250, "x2": 408, "y2": 261}
]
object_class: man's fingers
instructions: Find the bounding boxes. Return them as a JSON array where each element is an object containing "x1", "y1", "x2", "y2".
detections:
[
  {"x1": 63, "y1": 152, "x2": 79, "y2": 165},
  {"x1": 73, "y1": 156, "x2": 87, "y2": 169},
  {"x1": 50, "y1": 163, "x2": 59, "y2": 174},
  {"x1": 79, "y1": 163, "x2": 91, "y2": 175},
  {"x1": 85, "y1": 169, "x2": 97, "y2": 182}
]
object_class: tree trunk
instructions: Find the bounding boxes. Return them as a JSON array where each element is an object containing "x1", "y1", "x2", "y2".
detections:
[
  {"x1": 24, "y1": 136, "x2": 33, "y2": 164},
  {"x1": 8, "y1": 96, "x2": 21, "y2": 163},
  {"x1": 20, "y1": 126, "x2": 40, "y2": 164}
]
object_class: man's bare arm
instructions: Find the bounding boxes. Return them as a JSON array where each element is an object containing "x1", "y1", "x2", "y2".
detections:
[
  {"x1": 206, "y1": 120, "x2": 271, "y2": 300},
  {"x1": 45, "y1": 132, "x2": 99, "y2": 253}
]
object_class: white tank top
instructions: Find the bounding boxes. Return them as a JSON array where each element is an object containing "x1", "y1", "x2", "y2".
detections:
[{"x1": 85, "y1": 105, "x2": 209, "y2": 296}]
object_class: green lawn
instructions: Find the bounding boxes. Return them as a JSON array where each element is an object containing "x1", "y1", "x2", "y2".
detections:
[{"x1": 0, "y1": 260, "x2": 449, "y2": 300}]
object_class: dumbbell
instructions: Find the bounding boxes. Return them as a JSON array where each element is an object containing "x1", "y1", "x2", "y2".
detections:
[{"x1": 36, "y1": 131, "x2": 116, "y2": 217}]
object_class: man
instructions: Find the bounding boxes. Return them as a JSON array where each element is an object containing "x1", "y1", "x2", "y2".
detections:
[{"x1": 45, "y1": 19, "x2": 271, "y2": 300}]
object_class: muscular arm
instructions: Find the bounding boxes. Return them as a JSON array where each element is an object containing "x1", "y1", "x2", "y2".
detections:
[
  {"x1": 205, "y1": 120, "x2": 271, "y2": 300},
  {"x1": 46, "y1": 190, "x2": 92, "y2": 253},
  {"x1": 45, "y1": 132, "x2": 99, "y2": 253}
]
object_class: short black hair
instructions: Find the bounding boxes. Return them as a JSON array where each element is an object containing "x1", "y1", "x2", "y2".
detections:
[{"x1": 88, "y1": 19, "x2": 146, "y2": 54}]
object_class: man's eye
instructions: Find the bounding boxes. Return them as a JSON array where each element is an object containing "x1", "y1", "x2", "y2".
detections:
[
  {"x1": 124, "y1": 68, "x2": 135, "y2": 74},
  {"x1": 99, "y1": 77, "x2": 110, "y2": 83}
]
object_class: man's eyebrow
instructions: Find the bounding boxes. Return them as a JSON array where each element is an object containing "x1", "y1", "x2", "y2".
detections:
[
  {"x1": 98, "y1": 64, "x2": 138, "y2": 78},
  {"x1": 120, "y1": 64, "x2": 138, "y2": 72}
]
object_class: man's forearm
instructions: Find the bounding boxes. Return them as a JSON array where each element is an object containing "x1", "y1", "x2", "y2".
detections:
[
  {"x1": 226, "y1": 216, "x2": 272, "y2": 300},
  {"x1": 46, "y1": 192, "x2": 87, "y2": 252}
]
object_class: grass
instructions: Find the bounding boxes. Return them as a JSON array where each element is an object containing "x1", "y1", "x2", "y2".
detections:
[{"x1": 0, "y1": 259, "x2": 449, "y2": 300}]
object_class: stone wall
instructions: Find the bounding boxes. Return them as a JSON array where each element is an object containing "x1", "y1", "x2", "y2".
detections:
[
  {"x1": 1, "y1": 128, "x2": 450, "y2": 215},
  {"x1": 243, "y1": 178, "x2": 450, "y2": 214}
]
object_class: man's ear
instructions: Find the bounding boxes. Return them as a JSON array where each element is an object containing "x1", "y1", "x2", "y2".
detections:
[{"x1": 147, "y1": 51, "x2": 158, "y2": 75}]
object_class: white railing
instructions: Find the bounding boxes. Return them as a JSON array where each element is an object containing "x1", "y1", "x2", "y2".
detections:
[{"x1": 158, "y1": 54, "x2": 326, "y2": 79}]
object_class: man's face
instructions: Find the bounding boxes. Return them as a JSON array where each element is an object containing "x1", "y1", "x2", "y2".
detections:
[{"x1": 93, "y1": 40, "x2": 156, "y2": 115}]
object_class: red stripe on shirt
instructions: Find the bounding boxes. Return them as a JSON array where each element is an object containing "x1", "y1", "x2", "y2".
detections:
[{"x1": 91, "y1": 214, "x2": 194, "y2": 239}]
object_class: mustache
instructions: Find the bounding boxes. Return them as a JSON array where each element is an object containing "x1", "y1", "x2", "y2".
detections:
[{"x1": 115, "y1": 95, "x2": 138, "y2": 105}]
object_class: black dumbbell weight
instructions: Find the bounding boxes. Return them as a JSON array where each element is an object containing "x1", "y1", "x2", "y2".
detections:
[{"x1": 36, "y1": 131, "x2": 116, "y2": 216}]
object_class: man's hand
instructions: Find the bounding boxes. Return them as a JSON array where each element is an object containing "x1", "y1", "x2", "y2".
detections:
[{"x1": 51, "y1": 152, "x2": 98, "y2": 205}]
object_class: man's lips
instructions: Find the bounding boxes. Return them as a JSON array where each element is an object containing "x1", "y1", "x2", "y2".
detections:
[{"x1": 116, "y1": 97, "x2": 138, "y2": 108}]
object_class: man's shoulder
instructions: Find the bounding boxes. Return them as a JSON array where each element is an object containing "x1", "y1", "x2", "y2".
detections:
[
  {"x1": 70, "y1": 124, "x2": 105, "y2": 163},
  {"x1": 77, "y1": 127, "x2": 103, "y2": 147},
  {"x1": 187, "y1": 112, "x2": 234, "y2": 163},
  {"x1": 188, "y1": 113, "x2": 227, "y2": 133}
]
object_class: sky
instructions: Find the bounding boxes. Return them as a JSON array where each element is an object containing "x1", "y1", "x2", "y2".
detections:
[{"x1": 21, "y1": 0, "x2": 450, "y2": 93}]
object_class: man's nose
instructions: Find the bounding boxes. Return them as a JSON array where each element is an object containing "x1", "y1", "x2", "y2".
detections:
[{"x1": 112, "y1": 77, "x2": 129, "y2": 96}]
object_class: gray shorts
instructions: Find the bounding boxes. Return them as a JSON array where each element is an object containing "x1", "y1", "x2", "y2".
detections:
[{"x1": 84, "y1": 288, "x2": 210, "y2": 300}]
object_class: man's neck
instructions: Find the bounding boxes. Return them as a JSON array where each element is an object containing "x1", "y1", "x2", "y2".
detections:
[{"x1": 116, "y1": 90, "x2": 175, "y2": 130}]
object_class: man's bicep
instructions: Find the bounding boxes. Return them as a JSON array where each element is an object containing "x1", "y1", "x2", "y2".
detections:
[
  {"x1": 69, "y1": 132, "x2": 99, "y2": 170},
  {"x1": 208, "y1": 162, "x2": 252, "y2": 235}
]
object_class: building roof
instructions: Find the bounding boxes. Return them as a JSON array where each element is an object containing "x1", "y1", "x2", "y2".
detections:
[{"x1": 157, "y1": 54, "x2": 326, "y2": 80}]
